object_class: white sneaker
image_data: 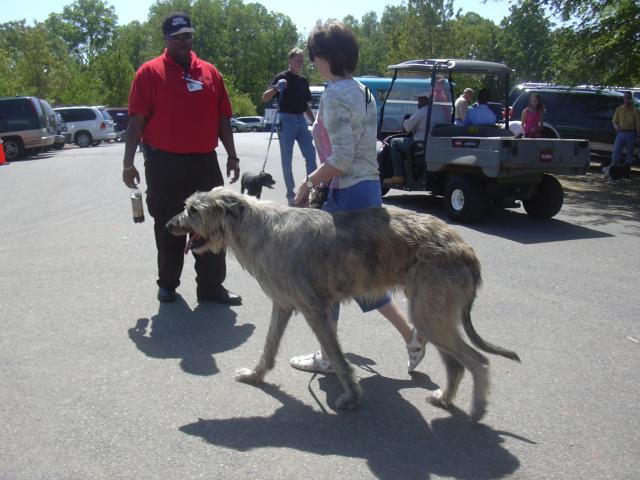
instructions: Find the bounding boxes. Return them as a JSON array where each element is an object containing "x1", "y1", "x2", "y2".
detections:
[
  {"x1": 407, "y1": 328, "x2": 427, "y2": 373},
  {"x1": 289, "y1": 351, "x2": 334, "y2": 374}
]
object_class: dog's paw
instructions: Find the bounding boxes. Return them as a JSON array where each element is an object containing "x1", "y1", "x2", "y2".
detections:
[
  {"x1": 335, "y1": 391, "x2": 360, "y2": 411},
  {"x1": 469, "y1": 406, "x2": 487, "y2": 424},
  {"x1": 429, "y1": 389, "x2": 452, "y2": 410},
  {"x1": 235, "y1": 368, "x2": 263, "y2": 384}
]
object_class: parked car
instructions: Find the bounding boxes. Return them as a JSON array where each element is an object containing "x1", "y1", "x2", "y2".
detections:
[
  {"x1": 509, "y1": 87, "x2": 640, "y2": 163},
  {"x1": 230, "y1": 118, "x2": 251, "y2": 133},
  {"x1": 52, "y1": 112, "x2": 67, "y2": 149},
  {"x1": 235, "y1": 116, "x2": 265, "y2": 131},
  {"x1": 37, "y1": 99, "x2": 66, "y2": 150},
  {"x1": 0, "y1": 96, "x2": 55, "y2": 160},
  {"x1": 106, "y1": 107, "x2": 129, "y2": 142},
  {"x1": 54, "y1": 106, "x2": 117, "y2": 147}
]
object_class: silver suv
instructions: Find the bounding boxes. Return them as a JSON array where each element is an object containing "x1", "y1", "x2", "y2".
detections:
[
  {"x1": 0, "y1": 96, "x2": 56, "y2": 160},
  {"x1": 235, "y1": 116, "x2": 265, "y2": 131},
  {"x1": 54, "y1": 106, "x2": 116, "y2": 147}
]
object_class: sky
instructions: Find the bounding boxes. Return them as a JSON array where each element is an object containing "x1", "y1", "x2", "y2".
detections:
[{"x1": 0, "y1": 0, "x2": 513, "y2": 31}]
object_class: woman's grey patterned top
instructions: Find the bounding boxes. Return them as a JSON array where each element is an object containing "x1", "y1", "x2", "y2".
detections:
[{"x1": 312, "y1": 78, "x2": 379, "y2": 189}]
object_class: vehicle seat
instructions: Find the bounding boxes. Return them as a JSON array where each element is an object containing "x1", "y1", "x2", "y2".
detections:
[{"x1": 431, "y1": 124, "x2": 514, "y2": 138}]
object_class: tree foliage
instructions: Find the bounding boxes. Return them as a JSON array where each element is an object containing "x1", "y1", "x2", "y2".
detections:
[{"x1": 0, "y1": 0, "x2": 637, "y2": 114}]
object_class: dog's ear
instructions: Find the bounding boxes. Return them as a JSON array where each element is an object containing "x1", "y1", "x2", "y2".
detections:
[{"x1": 215, "y1": 192, "x2": 246, "y2": 221}]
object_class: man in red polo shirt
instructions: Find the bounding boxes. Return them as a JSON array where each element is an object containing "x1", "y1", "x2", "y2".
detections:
[{"x1": 122, "y1": 12, "x2": 242, "y2": 305}]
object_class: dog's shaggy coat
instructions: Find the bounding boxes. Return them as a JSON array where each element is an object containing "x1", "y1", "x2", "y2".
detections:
[{"x1": 166, "y1": 187, "x2": 519, "y2": 421}]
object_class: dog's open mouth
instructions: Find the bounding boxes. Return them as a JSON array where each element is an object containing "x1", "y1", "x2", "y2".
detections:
[{"x1": 184, "y1": 232, "x2": 207, "y2": 254}]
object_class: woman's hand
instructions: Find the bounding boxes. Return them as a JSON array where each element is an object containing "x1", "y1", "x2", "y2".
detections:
[{"x1": 294, "y1": 182, "x2": 310, "y2": 207}]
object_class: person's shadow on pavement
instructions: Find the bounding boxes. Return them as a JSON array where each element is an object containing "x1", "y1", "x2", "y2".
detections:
[
  {"x1": 128, "y1": 295, "x2": 255, "y2": 376},
  {"x1": 180, "y1": 354, "x2": 525, "y2": 479}
]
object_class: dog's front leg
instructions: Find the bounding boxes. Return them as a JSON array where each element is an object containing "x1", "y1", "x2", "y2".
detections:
[
  {"x1": 304, "y1": 309, "x2": 362, "y2": 411},
  {"x1": 235, "y1": 302, "x2": 293, "y2": 384}
]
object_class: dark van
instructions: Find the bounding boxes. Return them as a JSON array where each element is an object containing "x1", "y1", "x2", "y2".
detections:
[{"x1": 0, "y1": 96, "x2": 56, "y2": 160}]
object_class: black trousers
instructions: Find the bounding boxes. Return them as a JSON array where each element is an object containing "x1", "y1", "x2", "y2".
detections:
[{"x1": 144, "y1": 146, "x2": 225, "y2": 295}]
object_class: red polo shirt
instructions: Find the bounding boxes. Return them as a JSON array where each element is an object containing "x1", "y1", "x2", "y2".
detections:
[{"x1": 128, "y1": 49, "x2": 232, "y2": 154}]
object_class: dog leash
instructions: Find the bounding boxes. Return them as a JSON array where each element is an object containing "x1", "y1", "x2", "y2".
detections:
[{"x1": 261, "y1": 89, "x2": 284, "y2": 174}]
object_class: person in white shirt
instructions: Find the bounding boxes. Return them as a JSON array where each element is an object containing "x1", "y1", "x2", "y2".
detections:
[
  {"x1": 454, "y1": 88, "x2": 474, "y2": 125},
  {"x1": 384, "y1": 92, "x2": 448, "y2": 186}
]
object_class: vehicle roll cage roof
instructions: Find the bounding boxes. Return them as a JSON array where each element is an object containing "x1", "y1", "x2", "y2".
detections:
[
  {"x1": 379, "y1": 59, "x2": 513, "y2": 142},
  {"x1": 387, "y1": 59, "x2": 513, "y2": 75}
]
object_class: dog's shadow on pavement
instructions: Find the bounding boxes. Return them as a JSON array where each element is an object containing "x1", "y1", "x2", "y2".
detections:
[
  {"x1": 128, "y1": 296, "x2": 255, "y2": 376},
  {"x1": 180, "y1": 356, "x2": 523, "y2": 479}
]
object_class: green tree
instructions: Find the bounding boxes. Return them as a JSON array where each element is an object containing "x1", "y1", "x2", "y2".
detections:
[
  {"x1": 450, "y1": 12, "x2": 499, "y2": 61},
  {"x1": 45, "y1": 0, "x2": 118, "y2": 64},
  {"x1": 399, "y1": 0, "x2": 455, "y2": 59},
  {"x1": 511, "y1": 0, "x2": 640, "y2": 85},
  {"x1": 496, "y1": 0, "x2": 552, "y2": 83}
]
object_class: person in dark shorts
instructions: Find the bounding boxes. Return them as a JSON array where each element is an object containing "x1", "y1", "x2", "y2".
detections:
[
  {"x1": 262, "y1": 48, "x2": 317, "y2": 205},
  {"x1": 121, "y1": 12, "x2": 242, "y2": 306}
]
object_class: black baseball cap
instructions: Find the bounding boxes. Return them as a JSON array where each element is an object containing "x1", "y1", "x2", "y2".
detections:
[{"x1": 162, "y1": 13, "x2": 195, "y2": 36}]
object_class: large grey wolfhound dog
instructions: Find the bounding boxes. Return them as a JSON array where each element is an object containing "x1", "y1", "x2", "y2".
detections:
[{"x1": 166, "y1": 187, "x2": 520, "y2": 422}]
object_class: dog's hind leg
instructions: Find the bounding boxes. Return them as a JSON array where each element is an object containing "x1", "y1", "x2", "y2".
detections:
[
  {"x1": 409, "y1": 288, "x2": 489, "y2": 421},
  {"x1": 432, "y1": 351, "x2": 465, "y2": 406},
  {"x1": 304, "y1": 308, "x2": 362, "y2": 411},
  {"x1": 456, "y1": 342, "x2": 490, "y2": 422},
  {"x1": 235, "y1": 302, "x2": 293, "y2": 384}
]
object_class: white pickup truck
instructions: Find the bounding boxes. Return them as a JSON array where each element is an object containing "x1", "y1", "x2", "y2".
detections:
[{"x1": 377, "y1": 60, "x2": 590, "y2": 222}]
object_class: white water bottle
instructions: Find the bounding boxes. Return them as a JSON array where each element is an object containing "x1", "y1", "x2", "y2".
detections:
[{"x1": 130, "y1": 186, "x2": 145, "y2": 223}]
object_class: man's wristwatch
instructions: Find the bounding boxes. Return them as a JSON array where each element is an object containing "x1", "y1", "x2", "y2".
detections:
[
  {"x1": 228, "y1": 156, "x2": 239, "y2": 162},
  {"x1": 305, "y1": 176, "x2": 315, "y2": 189}
]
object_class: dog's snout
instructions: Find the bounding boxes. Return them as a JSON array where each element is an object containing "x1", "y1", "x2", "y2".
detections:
[{"x1": 166, "y1": 214, "x2": 182, "y2": 234}]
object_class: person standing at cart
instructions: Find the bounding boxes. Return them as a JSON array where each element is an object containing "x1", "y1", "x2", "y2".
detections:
[
  {"x1": 454, "y1": 88, "x2": 474, "y2": 126},
  {"x1": 605, "y1": 90, "x2": 640, "y2": 178},
  {"x1": 262, "y1": 48, "x2": 317, "y2": 205}
]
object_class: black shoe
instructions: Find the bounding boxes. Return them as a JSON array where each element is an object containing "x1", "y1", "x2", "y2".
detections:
[
  {"x1": 197, "y1": 288, "x2": 242, "y2": 306},
  {"x1": 157, "y1": 287, "x2": 176, "y2": 303}
]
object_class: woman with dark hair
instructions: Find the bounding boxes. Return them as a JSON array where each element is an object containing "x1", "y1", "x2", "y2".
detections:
[
  {"x1": 521, "y1": 93, "x2": 544, "y2": 138},
  {"x1": 289, "y1": 20, "x2": 427, "y2": 374}
]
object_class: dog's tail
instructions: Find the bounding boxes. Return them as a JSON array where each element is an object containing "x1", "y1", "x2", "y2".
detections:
[{"x1": 463, "y1": 299, "x2": 521, "y2": 362}]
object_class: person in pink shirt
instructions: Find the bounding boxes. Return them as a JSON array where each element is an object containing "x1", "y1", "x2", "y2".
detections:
[{"x1": 521, "y1": 93, "x2": 544, "y2": 138}]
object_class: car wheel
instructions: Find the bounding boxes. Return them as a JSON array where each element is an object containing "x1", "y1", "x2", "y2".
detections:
[
  {"x1": 3, "y1": 137, "x2": 24, "y2": 160},
  {"x1": 76, "y1": 132, "x2": 93, "y2": 148},
  {"x1": 523, "y1": 174, "x2": 563, "y2": 219},
  {"x1": 443, "y1": 176, "x2": 487, "y2": 223},
  {"x1": 231, "y1": 126, "x2": 238, "y2": 133},
  {"x1": 251, "y1": 126, "x2": 258, "y2": 132}
]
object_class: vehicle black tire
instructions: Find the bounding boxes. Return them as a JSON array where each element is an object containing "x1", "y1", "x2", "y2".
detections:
[
  {"x1": 3, "y1": 137, "x2": 25, "y2": 160},
  {"x1": 443, "y1": 176, "x2": 487, "y2": 223},
  {"x1": 54, "y1": 143, "x2": 65, "y2": 150},
  {"x1": 231, "y1": 126, "x2": 238, "y2": 133},
  {"x1": 540, "y1": 127, "x2": 558, "y2": 139},
  {"x1": 251, "y1": 126, "x2": 258, "y2": 132},
  {"x1": 75, "y1": 131, "x2": 93, "y2": 148},
  {"x1": 523, "y1": 174, "x2": 564, "y2": 219}
]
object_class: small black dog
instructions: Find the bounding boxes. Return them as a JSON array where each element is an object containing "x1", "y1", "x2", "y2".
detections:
[
  {"x1": 241, "y1": 171, "x2": 276, "y2": 199},
  {"x1": 607, "y1": 164, "x2": 631, "y2": 181}
]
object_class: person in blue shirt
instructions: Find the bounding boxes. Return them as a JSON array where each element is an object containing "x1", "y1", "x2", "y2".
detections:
[{"x1": 464, "y1": 88, "x2": 497, "y2": 126}]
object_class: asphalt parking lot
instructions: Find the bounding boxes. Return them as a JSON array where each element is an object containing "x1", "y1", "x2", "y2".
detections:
[{"x1": 1, "y1": 135, "x2": 638, "y2": 479}]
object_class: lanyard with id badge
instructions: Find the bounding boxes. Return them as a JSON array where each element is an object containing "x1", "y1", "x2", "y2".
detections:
[{"x1": 183, "y1": 72, "x2": 203, "y2": 92}]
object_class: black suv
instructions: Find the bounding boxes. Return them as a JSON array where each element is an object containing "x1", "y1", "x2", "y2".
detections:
[{"x1": 511, "y1": 87, "x2": 640, "y2": 162}]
